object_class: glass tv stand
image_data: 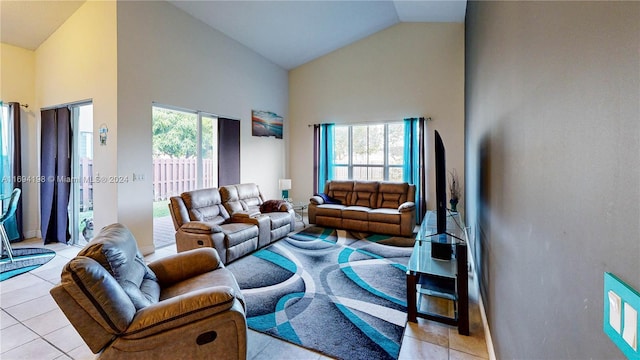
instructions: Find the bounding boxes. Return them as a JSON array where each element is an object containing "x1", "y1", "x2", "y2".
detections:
[{"x1": 406, "y1": 210, "x2": 469, "y2": 335}]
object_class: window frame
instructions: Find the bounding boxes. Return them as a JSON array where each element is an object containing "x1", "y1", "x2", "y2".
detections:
[
  {"x1": 152, "y1": 104, "x2": 218, "y2": 195},
  {"x1": 333, "y1": 122, "x2": 404, "y2": 182}
]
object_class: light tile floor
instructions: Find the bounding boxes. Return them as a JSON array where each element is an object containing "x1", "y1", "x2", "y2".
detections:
[{"x1": 1, "y1": 232, "x2": 489, "y2": 360}]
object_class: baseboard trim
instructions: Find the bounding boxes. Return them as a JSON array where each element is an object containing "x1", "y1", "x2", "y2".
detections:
[
  {"x1": 478, "y1": 289, "x2": 497, "y2": 360},
  {"x1": 467, "y1": 224, "x2": 497, "y2": 360},
  {"x1": 140, "y1": 244, "x2": 156, "y2": 257}
]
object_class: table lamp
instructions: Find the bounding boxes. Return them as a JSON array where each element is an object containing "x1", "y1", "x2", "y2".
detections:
[{"x1": 279, "y1": 179, "x2": 291, "y2": 200}]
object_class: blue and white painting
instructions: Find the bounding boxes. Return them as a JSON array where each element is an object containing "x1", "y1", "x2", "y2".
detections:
[{"x1": 252, "y1": 110, "x2": 283, "y2": 139}]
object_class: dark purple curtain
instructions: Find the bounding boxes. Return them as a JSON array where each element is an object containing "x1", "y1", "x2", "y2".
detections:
[
  {"x1": 218, "y1": 118, "x2": 240, "y2": 186},
  {"x1": 40, "y1": 107, "x2": 72, "y2": 244}
]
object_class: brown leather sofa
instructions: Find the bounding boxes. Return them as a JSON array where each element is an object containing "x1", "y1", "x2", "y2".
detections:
[
  {"x1": 50, "y1": 223, "x2": 247, "y2": 360},
  {"x1": 309, "y1": 180, "x2": 416, "y2": 237},
  {"x1": 220, "y1": 183, "x2": 295, "y2": 248},
  {"x1": 169, "y1": 184, "x2": 294, "y2": 264}
]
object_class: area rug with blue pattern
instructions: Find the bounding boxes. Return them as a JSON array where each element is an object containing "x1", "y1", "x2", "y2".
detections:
[
  {"x1": 1, "y1": 248, "x2": 56, "y2": 281},
  {"x1": 226, "y1": 226, "x2": 415, "y2": 360}
]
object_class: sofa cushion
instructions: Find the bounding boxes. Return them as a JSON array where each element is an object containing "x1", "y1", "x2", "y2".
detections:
[
  {"x1": 351, "y1": 181, "x2": 379, "y2": 207},
  {"x1": 266, "y1": 211, "x2": 293, "y2": 230},
  {"x1": 181, "y1": 188, "x2": 229, "y2": 224},
  {"x1": 236, "y1": 183, "x2": 263, "y2": 209},
  {"x1": 377, "y1": 182, "x2": 410, "y2": 208},
  {"x1": 314, "y1": 204, "x2": 346, "y2": 218},
  {"x1": 342, "y1": 206, "x2": 371, "y2": 221},
  {"x1": 221, "y1": 184, "x2": 264, "y2": 215},
  {"x1": 79, "y1": 224, "x2": 160, "y2": 310},
  {"x1": 220, "y1": 223, "x2": 259, "y2": 247},
  {"x1": 325, "y1": 181, "x2": 354, "y2": 204},
  {"x1": 368, "y1": 208, "x2": 402, "y2": 224}
]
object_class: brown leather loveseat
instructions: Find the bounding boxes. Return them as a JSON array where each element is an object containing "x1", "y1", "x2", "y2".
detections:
[
  {"x1": 309, "y1": 180, "x2": 416, "y2": 237},
  {"x1": 50, "y1": 223, "x2": 247, "y2": 360},
  {"x1": 169, "y1": 183, "x2": 294, "y2": 264}
]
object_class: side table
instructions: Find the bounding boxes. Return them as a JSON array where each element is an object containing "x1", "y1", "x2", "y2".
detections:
[
  {"x1": 290, "y1": 202, "x2": 308, "y2": 226},
  {"x1": 406, "y1": 210, "x2": 469, "y2": 335}
]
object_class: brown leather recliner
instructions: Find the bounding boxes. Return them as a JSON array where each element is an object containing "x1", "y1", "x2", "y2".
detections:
[
  {"x1": 49, "y1": 223, "x2": 247, "y2": 360},
  {"x1": 169, "y1": 188, "x2": 261, "y2": 264}
]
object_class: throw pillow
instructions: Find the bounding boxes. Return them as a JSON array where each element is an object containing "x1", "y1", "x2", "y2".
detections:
[
  {"x1": 315, "y1": 193, "x2": 342, "y2": 204},
  {"x1": 261, "y1": 199, "x2": 287, "y2": 213}
]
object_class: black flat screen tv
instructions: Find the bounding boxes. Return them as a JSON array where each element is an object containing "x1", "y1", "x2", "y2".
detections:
[
  {"x1": 434, "y1": 130, "x2": 447, "y2": 234},
  {"x1": 432, "y1": 130, "x2": 452, "y2": 260}
]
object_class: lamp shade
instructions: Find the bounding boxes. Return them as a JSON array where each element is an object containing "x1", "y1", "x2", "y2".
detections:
[{"x1": 279, "y1": 179, "x2": 292, "y2": 190}]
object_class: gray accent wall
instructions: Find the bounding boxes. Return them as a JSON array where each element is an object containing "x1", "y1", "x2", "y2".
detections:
[{"x1": 465, "y1": 1, "x2": 640, "y2": 358}]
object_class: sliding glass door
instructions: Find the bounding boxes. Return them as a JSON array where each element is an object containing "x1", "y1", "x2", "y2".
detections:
[
  {"x1": 152, "y1": 105, "x2": 218, "y2": 248},
  {"x1": 70, "y1": 103, "x2": 93, "y2": 245}
]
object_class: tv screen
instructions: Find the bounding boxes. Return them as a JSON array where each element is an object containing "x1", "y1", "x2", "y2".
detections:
[{"x1": 434, "y1": 130, "x2": 447, "y2": 234}]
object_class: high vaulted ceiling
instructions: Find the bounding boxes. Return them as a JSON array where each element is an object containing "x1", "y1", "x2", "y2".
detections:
[
  {"x1": 0, "y1": 0, "x2": 85, "y2": 50},
  {"x1": 1, "y1": 0, "x2": 466, "y2": 70}
]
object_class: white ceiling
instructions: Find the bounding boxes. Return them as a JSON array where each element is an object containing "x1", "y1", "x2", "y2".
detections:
[{"x1": 1, "y1": 0, "x2": 467, "y2": 70}]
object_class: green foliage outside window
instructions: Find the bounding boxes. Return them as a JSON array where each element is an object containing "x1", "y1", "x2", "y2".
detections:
[{"x1": 152, "y1": 107, "x2": 214, "y2": 158}]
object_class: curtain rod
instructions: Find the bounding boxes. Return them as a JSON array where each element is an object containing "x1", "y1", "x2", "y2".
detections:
[
  {"x1": 40, "y1": 99, "x2": 93, "y2": 111},
  {"x1": 307, "y1": 117, "x2": 431, "y2": 127},
  {"x1": 4, "y1": 102, "x2": 29, "y2": 108}
]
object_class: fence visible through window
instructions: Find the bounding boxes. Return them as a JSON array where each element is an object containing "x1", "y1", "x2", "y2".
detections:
[
  {"x1": 153, "y1": 157, "x2": 215, "y2": 200},
  {"x1": 78, "y1": 157, "x2": 215, "y2": 203}
]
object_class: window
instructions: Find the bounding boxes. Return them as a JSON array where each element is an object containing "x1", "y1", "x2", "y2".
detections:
[
  {"x1": 152, "y1": 105, "x2": 218, "y2": 200},
  {"x1": 333, "y1": 123, "x2": 405, "y2": 181},
  {"x1": 1, "y1": 103, "x2": 12, "y2": 195}
]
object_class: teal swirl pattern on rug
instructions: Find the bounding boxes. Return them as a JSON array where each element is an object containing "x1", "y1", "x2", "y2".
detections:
[
  {"x1": 1, "y1": 248, "x2": 56, "y2": 281},
  {"x1": 226, "y1": 226, "x2": 415, "y2": 360}
]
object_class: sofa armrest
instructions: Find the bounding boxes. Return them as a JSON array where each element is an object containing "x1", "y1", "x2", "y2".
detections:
[
  {"x1": 123, "y1": 286, "x2": 238, "y2": 339},
  {"x1": 309, "y1": 196, "x2": 324, "y2": 205},
  {"x1": 398, "y1": 201, "x2": 415, "y2": 212},
  {"x1": 179, "y1": 221, "x2": 223, "y2": 234},
  {"x1": 279, "y1": 201, "x2": 293, "y2": 211},
  {"x1": 148, "y1": 248, "x2": 222, "y2": 286},
  {"x1": 233, "y1": 210, "x2": 261, "y2": 218},
  {"x1": 231, "y1": 212, "x2": 262, "y2": 225}
]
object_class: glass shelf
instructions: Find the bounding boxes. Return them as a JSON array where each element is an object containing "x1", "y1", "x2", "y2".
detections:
[
  {"x1": 408, "y1": 210, "x2": 467, "y2": 278},
  {"x1": 406, "y1": 210, "x2": 469, "y2": 335},
  {"x1": 415, "y1": 210, "x2": 467, "y2": 245}
]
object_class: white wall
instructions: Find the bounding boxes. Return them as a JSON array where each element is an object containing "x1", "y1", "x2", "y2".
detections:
[
  {"x1": 0, "y1": 44, "x2": 38, "y2": 238},
  {"x1": 289, "y1": 23, "x2": 464, "y2": 209},
  {"x1": 35, "y1": 0, "x2": 118, "y2": 238},
  {"x1": 117, "y1": 1, "x2": 288, "y2": 254}
]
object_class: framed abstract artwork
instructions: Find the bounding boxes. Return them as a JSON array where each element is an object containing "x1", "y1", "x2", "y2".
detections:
[{"x1": 252, "y1": 110, "x2": 283, "y2": 139}]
